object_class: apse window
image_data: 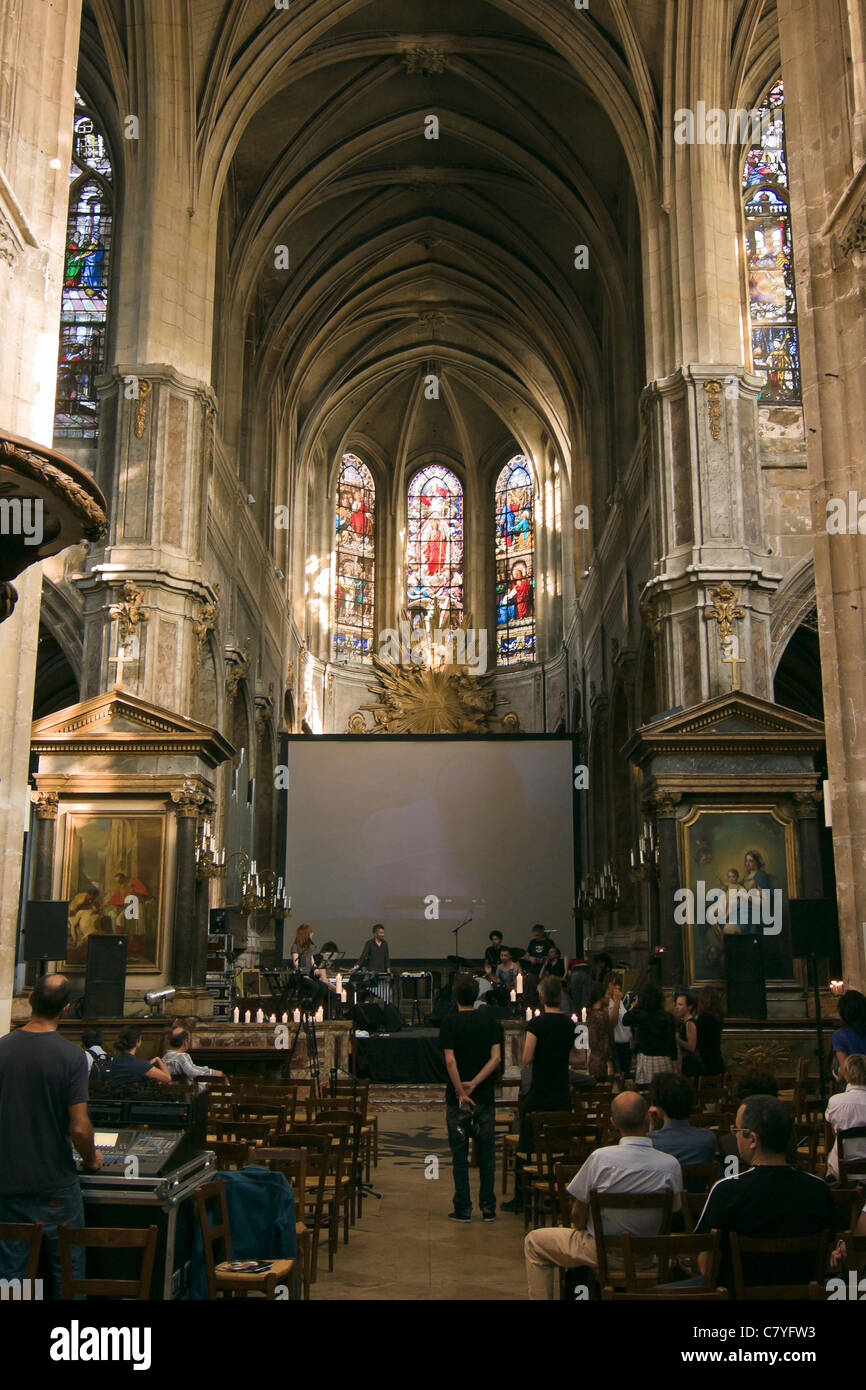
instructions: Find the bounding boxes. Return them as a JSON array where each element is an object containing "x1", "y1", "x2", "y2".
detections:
[
  {"x1": 55, "y1": 92, "x2": 114, "y2": 439},
  {"x1": 333, "y1": 452, "x2": 376, "y2": 662},
  {"x1": 495, "y1": 455, "x2": 536, "y2": 665},
  {"x1": 407, "y1": 464, "x2": 464, "y2": 630},
  {"x1": 742, "y1": 79, "x2": 801, "y2": 405}
]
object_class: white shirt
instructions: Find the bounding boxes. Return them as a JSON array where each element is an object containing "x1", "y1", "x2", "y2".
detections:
[
  {"x1": 826, "y1": 1085, "x2": 866, "y2": 1177},
  {"x1": 567, "y1": 1135, "x2": 683, "y2": 1237},
  {"x1": 613, "y1": 1000, "x2": 629, "y2": 1044},
  {"x1": 161, "y1": 1050, "x2": 214, "y2": 1082},
  {"x1": 84, "y1": 1044, "x2": 107, "y2": 1074}
]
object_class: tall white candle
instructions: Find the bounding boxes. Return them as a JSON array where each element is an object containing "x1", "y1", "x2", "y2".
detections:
[
  {"x1": 510, "y1": 989, "x2": 516, "y2": 1002},
  {"x1": 315, "y1": 1006, "x2": 324, "y2": 1023},
  {"x1": 281, "y1": 1012, "x2": 288, "y2": 1024},
  {"x1": 232, "y1": 1006, "x2": 240, "y2": 1023},
  {"x1": 516, "y1": 972, "x2": 524, "y2": 994},
  {"x1": 525, "y1": 1006, "x2": 532, "y2": 1021},
  {"x1": 255, "y1": 1008, "x2": 264, "y2": 1024},
  {"x1": 293, "y1": 1008, "x2": 301, "y2": 1023},
  {"x1": 244, "y1": 1010, "x2": 251, "y2": 1024},
  {"x1": 581, "y1": 1007, "x2": 587, "y2": 1023}
]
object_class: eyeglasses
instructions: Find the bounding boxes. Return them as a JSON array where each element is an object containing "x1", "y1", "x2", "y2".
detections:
[{"x1": 730, "y1": 1126, "x2": 755, "y2": 1137}]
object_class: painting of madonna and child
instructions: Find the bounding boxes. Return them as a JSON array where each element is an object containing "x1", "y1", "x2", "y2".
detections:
[
  {"x1": 60, "y1": 812, "x2": 166, "y2": 970},
  {"x1": 678, "y1": 808, "x2": 797, "y2": 984}
]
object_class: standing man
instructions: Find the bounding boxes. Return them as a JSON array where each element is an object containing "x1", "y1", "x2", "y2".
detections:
[
  {"x1": 439, "y1": 974, "x2": 501, "y2": 1222},
  {"x1": 358, "y1": 923, "x2": 390, "y2": 975},
  {"x1": 520, "y1": 924, "x2": 552, "y2": 1005},
  {"x1": 0, "y1": 975, "x2": 102, "y2": 1295}
]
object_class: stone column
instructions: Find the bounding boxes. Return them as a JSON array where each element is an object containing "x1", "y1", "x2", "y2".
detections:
[
  {"x1": 30, "y1": 793, "x2": 59, "y2": 901},
  {"x1": 650, "y1": 794, "x2": 684, "y2": 987},
  {"x1": 777, "y1": 0, "x2": 866, "y2": 988},
  {"x1": 0, "y1": 0, "x2": 83, "y2": 1033},
  {"x1": 170, "y1": 782, "x2": 205, "y2": 990}
]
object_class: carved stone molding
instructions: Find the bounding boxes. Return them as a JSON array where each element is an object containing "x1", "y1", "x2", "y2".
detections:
[
  {"x1": 171, "y1": 779, "x2": 206, "y2": 818},
  {"x1": 346, "y1": 711, "x2": 367, "y2": 734},
  {"x1": 646, "y1": 790, "x2": 683, "y2": 818},
  {"x1": 0, "y1": 433, "x2": 108, "y2": 543},
  {"x1": 32, "y1": 791, "x2": 59, "y2": 820},
  {"x1": 192, "y1": 586, "x2": 220, "y2": 665},
  {"x1": 792, "y1": 789, "x2": 824, "y2": 819},
  {"x1": 225, "y1": 642, "x2": 250, "y2": 698},
  {"x1": 402, "y1": 46, "x2": 449, "y2": 76}
]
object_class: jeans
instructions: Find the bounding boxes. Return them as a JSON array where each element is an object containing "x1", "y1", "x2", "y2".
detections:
[
  {"x1": 446, "y1": 1102, "x2": 496, "y2": 1215},
  {"x1": 0, "y1": 1183, "x2": 86, "y2": 1299},
  {"x1": 614, "y1": 1042, "x2": 632, "y2": 1076}
]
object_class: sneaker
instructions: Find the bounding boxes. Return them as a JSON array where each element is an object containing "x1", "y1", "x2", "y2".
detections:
[
  {"x1": 448, "y1": 1210, "x2": 471, "y2": 1223},
  {"x1": 501, "y1": 1198, "x2": 522, "y2": 1214},
  {"x1": 482, "y1": 1210, "x2": 497, "y2": 1222}
]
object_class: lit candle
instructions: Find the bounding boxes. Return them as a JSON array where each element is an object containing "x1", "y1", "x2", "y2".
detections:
[
  {"x1": 281, "y1": 1012, "x2": 288, "y2": 1024},
  {"x1": 293, "y1": 1008, "x2": 301, "y2": 1023},
  {"x1": 340, "y1": 989, "x2": 347, "y2": 1003},
  {"x1": 516, "y1": 972, "x2": 524, "y2": 994},
  {"x1": 244, "y1": 1010, "x2": 251, "y2": 1024},
  {"x1": 315, "y1": 1006, "x2": 324, "y2": 1022},
  {"x1": 256, "y1": 1008, "x2": 264, "y2": 1023},
  {"x1": 571, "y1": 1013, "x2": 578, "y2": 1023},
  {"x1": 269, "y1": 1013, "x2": 276, "y2": 1023},
  {"x1": 534, "y1": 1009, "x2": 540, "y2": 1017},
  {"x1": 525, "y1": 1007, "x2": 532, "y2": 1021},
  {"x1": 509, "y1": 989, "x2": 516, "y2": 1002},
  {"x1": 232, "y1": 1006, "x2": 240, "y2": 1023},
  {"x1": 336, "y1": 973, "x2": 343, "y2": 994},
  {"x1": 581, "y1": 1007, "x2": 587, "y2": 1023}
]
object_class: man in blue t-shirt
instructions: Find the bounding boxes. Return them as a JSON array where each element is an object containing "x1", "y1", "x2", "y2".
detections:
[
  {"x1": 439, "y1": 974, "x2": 501, "y2": 1222},
  {"x1": 0, "y1": 974, "x2": 101, "y2": 1295}
]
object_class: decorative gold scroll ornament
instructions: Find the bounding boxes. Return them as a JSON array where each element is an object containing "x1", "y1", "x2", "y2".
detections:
[
  {"x1": 703, "y1": 379, "x2": 723, "y2": 440},
  {"x1": 110, "y1": 579, "x2": 149, "y2": 643},
  {"x1": 192, "y1": 586, "x2": 221, "y2": 665},
  {"x1": 133, "y1": 380, "x2": 152, "y2": 438}
]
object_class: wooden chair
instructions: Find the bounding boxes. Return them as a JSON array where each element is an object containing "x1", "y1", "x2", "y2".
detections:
[
  {"x1": 792, "y1": 1121, "x2": 823, "y2": 1174},
  {"x1": 325, "y1": 1083, "x2": 377, "y2": 1180},
  {"x1": 212, "y1": 1119, "x2": 272, "y2": 1147},
  {"x1": 209, "y1": 1140, "x2": 251, "y2": 1171},
  {"x1": 589, "y1": 1190, "x2": 675, "y2": 1292},
  {"x1": 268, "y1": 1132, "x2": 332, "y2": 1281},
  {"x1": 233, "y1": 1101, "x2": 288, "y2": 1137},
  {"x1": 194, "y1": 1178, "x2": 294, "y2": 1299},
  {"x1": 315, "y1": 1110, "x2": 365, "y2": 1223},
  {"x1": 529, "y1": 1120, "x2": 602, "y2": 1227},
  {"x1": 729, "y1": 1231, "x2": 829, "y2": 1299},
  {"x1": 0, "y1": 1222, "x2": 42, "y2": 1281},
  {"x1": 259, "y1": 1147, "x2": 310, "y2": 1299},
  {"x1": 58, "y1": 1225, "x2": 158, "y2": 1300},
  {"x1": 600, "y1": 1231, "x2": 724, "y2": 1297},
  {"x1": 829, "y1": 1185, "x2": 866, "y2": 1235},
  {"x1": 277, "y1": 1125, "x2": 350, "y2": 1270},
  {"x1": 837, "y1": 1126, "x2": 866, "y2": 1186},
  {"x1": 681, "y1": 1189, "x2": 711, "y2": 1233},
  {"x1": 502, "y1": 1132, "x2": 520, "y2": 1194},
  {"x1": 553, "y1": 1163, "x2": 583, "y2": 1226},
  {"x1": 681, "y1": 1162, "x2": 718, "y2": 1196}
]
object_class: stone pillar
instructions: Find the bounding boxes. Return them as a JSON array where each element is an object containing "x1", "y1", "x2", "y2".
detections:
[
  {"x1": 777, "y1": 0, "x2": 866, "y2": 988},
  {"x1": 30, "y1": 793, "x2": 59, "y2": 900},
  {"x1": 0, "y1": 0, "x2": 83, "y2": 1033},
  {"x1": 651, "y1": 795, "x2": 684, "y2": 987},
  {"x1": 170, "y1": 782, "x2": 205, "y2": 990}
]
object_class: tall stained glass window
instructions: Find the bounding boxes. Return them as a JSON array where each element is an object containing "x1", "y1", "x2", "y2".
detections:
[
  {"x1": 495, "y1": 455, "x2": 535, "y2": 664},
  {"x1": 334, "y1": 453, "x2": 376, "y2": 661},
  {"x1": 407, "y1": 465, "x2": 464, "y2": 627},
  {"x1": 742, "y1": 80, "x2": 801, "y2": 404},
  {"x1": 55, "y1": 93, "x2": 114, "y2": 438}
]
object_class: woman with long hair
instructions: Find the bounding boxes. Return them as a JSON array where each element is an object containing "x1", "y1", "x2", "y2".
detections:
[
  {"x1": 673, "y1": 989, "x2": 703, "y2": 1078},
  {"x1": 695, "y1": 986, "x2": 726, "y2": 1077},
  {"x1": 110, "y1": 1025, "x2": 171, "y2": 1088},
  {"x1": 291, "y1": 923, "x2": 333, "y2": 1010},
  {"x1": 586, "y1": 982, "x2": 614, "y2": 1079},
  {"x1": 621, "y1": 981, "x2": 677, "y2": 1086}
]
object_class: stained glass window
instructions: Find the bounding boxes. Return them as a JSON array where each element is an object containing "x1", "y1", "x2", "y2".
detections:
[
  {"x1": 55, "y1": 93, "x2": 114, "y2": 438},
  {"x1": 334, "y1": 453, "x2": 376, "y2": 661},
  {"x1": 407, "y1": 465, "x2": 464, "y2": 628},
  {"x1": 742, "y1": 80, "x2": 801, "y2": 404},
  {"x1": 495, "y1": 456, "x2": 535, "y2": 665}
]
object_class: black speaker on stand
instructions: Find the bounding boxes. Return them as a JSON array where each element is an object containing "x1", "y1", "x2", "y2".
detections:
[
  {"x1": 790, "y1": 899, "x2": 840, "y2": 1108},
  {"x1": 724, "y1": 934, "x2": 766, "y2": 1019},
  {"x1": 84, "y1": 935, "x2": 128, "y2": 1017},
  {"x1": 22, "y1": 901, "x2": 69, "y2": 974}
]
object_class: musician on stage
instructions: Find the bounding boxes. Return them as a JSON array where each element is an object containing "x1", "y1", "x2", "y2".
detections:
[
  {"x1": 520, "y1": 923, "x2": 553, "y2": 1004},
  {"x1": 357, "y1": 923, "x2": 390, "y2": 975},
  {"x1": 292, "y1": 923, "x2": 334, "y2": 1010}
]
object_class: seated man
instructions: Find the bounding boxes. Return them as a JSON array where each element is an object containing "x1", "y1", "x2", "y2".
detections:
[
  {"x1": 523, "y1": 1091, "x2": 682, "y2": 1299},
  {"x1": 496, "y1": 949, "x2": 517, "y2": 992},
  {"x1": 161, "y1": 1028, "x2": 225, "y2": 1085},
  {"x1": 649, "y1": 1073, "x2": 717, "y2": 1181},
  {"x1": 695, "y1": 1094, "x2": 835, "y2": 1293}
]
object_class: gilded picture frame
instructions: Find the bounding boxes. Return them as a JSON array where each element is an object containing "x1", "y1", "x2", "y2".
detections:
[
  {"x1": 677, "y1": 804, "x2": 799, "y2": 987},
  {"x1": 58, "y1": 805, "x2": 170, "y2": 972}
]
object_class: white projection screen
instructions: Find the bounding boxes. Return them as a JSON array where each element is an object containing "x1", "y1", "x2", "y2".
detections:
[{"x1": 284, "y1": 737, "x2": 576, "y2": 960}]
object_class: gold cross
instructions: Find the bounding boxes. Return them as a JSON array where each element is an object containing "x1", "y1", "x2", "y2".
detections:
[{"x1": 721, "y1": 636, "x2": 746, "y2": 691}]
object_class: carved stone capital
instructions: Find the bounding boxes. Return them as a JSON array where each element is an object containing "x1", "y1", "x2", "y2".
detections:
[
  {"x1": 647, "y1": 790, "x2": 683, "y2": 818},
  {"x1": 32, "y1": 791, "x2": 59, "y2": 820},
  {"x1": 792, "y1": 789, "x2": 824, "y2": 819},
  {"x1": 171, "y1": 779, "x2": 206, "y2": 818}
]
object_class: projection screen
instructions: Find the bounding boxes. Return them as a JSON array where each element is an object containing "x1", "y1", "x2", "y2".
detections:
[{"x1": 283, "y1": 737, "x2": 576, "y2": 960}]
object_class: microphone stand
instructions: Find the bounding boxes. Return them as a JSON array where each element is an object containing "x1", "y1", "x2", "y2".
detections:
[{"x1": 451, "y1": 914, "x2": 472, "y2": 970}]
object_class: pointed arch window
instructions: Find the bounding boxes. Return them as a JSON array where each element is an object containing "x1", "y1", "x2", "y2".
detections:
[
  {"x1": 334, "y1": 453, "x2": 376, "y2": 661},
  {"x1": 742, "y1": 80, "x2": 801, "y2": 404},
  {"x1": 55, "y1": 93, "x2": 114, "y2": 438},
  {"x1": 495, "y1": 455, "x2": 535, "y2": 665},
  {"x1": 407, "y1": 465, "x2": 464, "y2": 627}
]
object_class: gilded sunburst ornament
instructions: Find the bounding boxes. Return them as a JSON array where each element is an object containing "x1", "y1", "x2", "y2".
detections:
[{"x1": 361, "y1": 656, "x2": 499, "y2": 734}]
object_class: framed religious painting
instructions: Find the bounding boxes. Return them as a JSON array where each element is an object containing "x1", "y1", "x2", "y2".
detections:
[
  {"x1": 677, "y1": 805, "x2": 799, "y2": 986},
  {"x1": 57, "y1": 805, "x2": 171, "y2": 971}
]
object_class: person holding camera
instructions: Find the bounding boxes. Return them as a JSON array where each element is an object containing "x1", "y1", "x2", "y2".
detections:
[{"x1": 439, "y1": 973, "x2": 502, "y2": 1222}]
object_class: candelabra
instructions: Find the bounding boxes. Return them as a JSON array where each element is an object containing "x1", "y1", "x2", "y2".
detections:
[
  {"x1": 226, "y1": 852, "x2": 290, "y2": 918},
  {"x1": 576, "y1": 861, "x2": 623, "y2": 916},
  {"x1": 629, "y1": 819, "x2": 659, "y2": 881},
  {"x1": 195, "y1": 817, "x2": 226, "y2": 879}
]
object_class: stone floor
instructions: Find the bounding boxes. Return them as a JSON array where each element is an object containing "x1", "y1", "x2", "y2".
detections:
[{"x1": 311, "y1": 1111, "x2": 526, "y2": 1300}]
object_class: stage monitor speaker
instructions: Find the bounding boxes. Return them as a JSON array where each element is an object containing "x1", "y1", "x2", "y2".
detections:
[
  {"x1": 84, "y1": 934, "x2": 128, "y2": 1017},
  {"x1": 22, "y1": 901, "x2": 68, "y2": 962},
  {"x1": 725, "y1": 935, "x2": 766, "y2": 1019},
  {"x1": 789, "y1": 899, "x2": 839, "y2": 961}
]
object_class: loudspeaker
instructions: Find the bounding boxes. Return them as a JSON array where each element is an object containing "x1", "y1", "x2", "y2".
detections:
[
  {"x1": 789, "y1": 899, "x2": 839, "y2": 960},
  {"x1": 724, "y1": 934, "x2": 766, "y2": 1019},
  {"x1": 84, "y1": 934, "x2": 128, "y2": 1016},
  {"x1": 22, "y1": 901, "x2": 68, "y2": 962}
]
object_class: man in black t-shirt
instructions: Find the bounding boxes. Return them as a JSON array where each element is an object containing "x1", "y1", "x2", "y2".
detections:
[
  {"x1": 483, "y1": 930, "x2": 503, "y2": 976},
  {"x1": 439, "y1": 974, "x2": 501, "y2": 1221},
  {"x1": 695, "y1": 1094, "x2": 835, "y2": 1294},
  {"x1": 520, "y1": 924, "x2": 552, "y2": 1004},
  {"x1": 502, "y1": 976, "x2": 577, "y2": 1213},
  {"x1": 0, "y1": 974, "x2": 101, "y2": 1295}
]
